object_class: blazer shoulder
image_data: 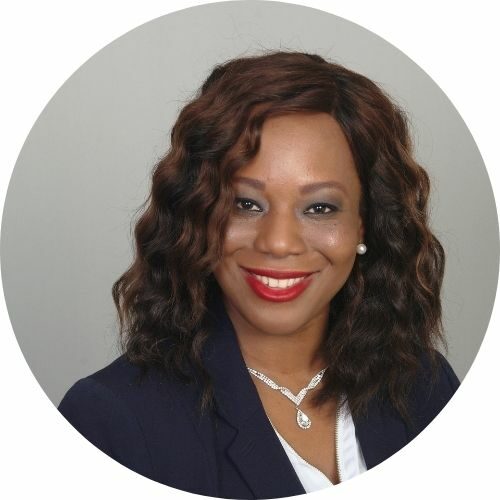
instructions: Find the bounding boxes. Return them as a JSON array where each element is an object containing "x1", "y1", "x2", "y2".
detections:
[
  {"x1": 58, "y1": 355, "x2": 187, "y2": 425},
  {"x1": 58, "y1": 355, "x2": 218, "y2": 491},
  {"x1": 81, "y1": 354, "x2": 147, "y2": 396},
  {"x1": 409, "y1": 350, "x2": 460, "y2": 434},
  {"x1": 416, "y1": 350, "x2": 460, "y2": 396},
  {"x1": 58, "y1": 356, "x2": 157, "y2": 477}
]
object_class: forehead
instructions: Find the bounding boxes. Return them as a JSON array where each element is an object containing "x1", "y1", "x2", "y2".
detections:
[{"x1": 235, "y1": 112, "x2": 359, "y2": 190}]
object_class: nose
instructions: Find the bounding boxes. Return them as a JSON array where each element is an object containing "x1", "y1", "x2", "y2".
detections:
[{"x1": 253, "y1": 210, "x2": 307, "y2": 257}]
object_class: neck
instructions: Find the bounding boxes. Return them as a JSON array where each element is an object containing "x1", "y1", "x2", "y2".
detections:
[{"x1": 223, "y1": 299, "x2": 329, "y2": 379}]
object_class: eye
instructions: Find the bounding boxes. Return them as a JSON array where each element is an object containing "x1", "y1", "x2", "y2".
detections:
[
  {"x1": 304, "y1": 203, "x2": 339, "y2": 215},
  {"x1": 235, "y1": 198, "x2": 263, "y2": 212}
]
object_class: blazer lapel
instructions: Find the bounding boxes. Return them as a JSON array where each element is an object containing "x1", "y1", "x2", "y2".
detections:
[
  {"x1": 224, "y1": 407, "x2": 306, "y2": 499},
  {"x1": 203, "y1": 294, "x2": 306, "y2": 499}
]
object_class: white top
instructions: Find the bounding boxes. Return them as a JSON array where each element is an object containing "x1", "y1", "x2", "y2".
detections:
[{"x1": 269, "y1": 402, "x2": 367, "y2": 493}]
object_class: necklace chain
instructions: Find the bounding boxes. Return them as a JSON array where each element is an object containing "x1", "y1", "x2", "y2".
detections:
[{"x1": 246, "y1": 366, "x2": 327, "y2": 430}]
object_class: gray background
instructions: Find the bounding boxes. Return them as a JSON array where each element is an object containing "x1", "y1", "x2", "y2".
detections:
[{"x1": 1, "y1": 0, "x2": 498, "y2": 406}]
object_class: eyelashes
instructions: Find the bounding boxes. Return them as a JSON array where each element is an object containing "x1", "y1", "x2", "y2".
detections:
[
  {"x1": 235, "y1": 198, "x2": 262, "y2": 212},
  {"x1": 234, "y1": 198, "x2": 340, "y2": 216},
  {"x1": 304, "y1": 203, "x2": 339, "y2": 215}
]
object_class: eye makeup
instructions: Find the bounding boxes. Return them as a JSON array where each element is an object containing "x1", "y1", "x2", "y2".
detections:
[
  {"x1": 235, "y1": 197, "x2": 263, "y2": 212},
  {"x1": 232, "y1": 180, "x2": 346, "y2": 219},
  {"x1": 303, "y1": 202, "x2": 340, "y2": 215},
  {"x1": 233, "y1": 196, "x2": 342, "y2": 219}
]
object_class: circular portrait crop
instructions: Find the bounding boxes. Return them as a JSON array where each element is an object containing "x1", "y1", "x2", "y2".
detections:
[{"x1": 1, "y1": 1, "x2": 498, "y2": 499}]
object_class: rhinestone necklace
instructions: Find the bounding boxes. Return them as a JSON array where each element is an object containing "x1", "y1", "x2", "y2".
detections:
[{"x1": 246, "y1": 366, "x2": 327, "y2": 430}]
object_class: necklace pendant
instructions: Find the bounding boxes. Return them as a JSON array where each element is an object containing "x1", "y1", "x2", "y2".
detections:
[{"x1": 296, "y1": 408, "x2": 312, "y2": 430}]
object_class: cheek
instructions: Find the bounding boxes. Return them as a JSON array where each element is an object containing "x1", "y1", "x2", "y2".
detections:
[
  {"x1": 213, "y1": 220, "x2": 253, "y2": 283},
  {"x1": 303, "y1": 222, "x2": 359, "y2": 262},
  {"x1": 221, "y1": 219, "x2": 254, "y2": 254}
]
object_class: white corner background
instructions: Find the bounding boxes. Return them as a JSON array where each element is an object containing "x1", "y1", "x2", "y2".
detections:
[{"x1": 0, "y1": 1, "x2": 498, "y2": 499}]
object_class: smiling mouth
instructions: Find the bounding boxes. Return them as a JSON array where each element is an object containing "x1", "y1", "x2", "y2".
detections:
[
  {"x1": 240, "y1": 267, "x2": 316, "y2": 302},
  {"x1": 241, "y1": 266, "x2": 313, "y2": 279},
  {"x1": 250, "y1": 274, "x2": 306, "y2": 289}
]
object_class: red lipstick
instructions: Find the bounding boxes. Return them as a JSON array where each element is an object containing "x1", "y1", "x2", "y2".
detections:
[
  {"x1": 241, "y1": 267, "x2": 315, "y2": 303},
  {"x1": 241, "y1": 267, "x2": 313, "y2": 279}
]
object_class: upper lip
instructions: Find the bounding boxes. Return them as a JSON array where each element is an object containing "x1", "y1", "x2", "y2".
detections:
[{"x1": 241, "y1": 266, "x2": 314, "y2": 279}]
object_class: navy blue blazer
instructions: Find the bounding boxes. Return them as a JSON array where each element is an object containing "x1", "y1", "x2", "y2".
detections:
[{"x1": 59, "y1": 299, "x2": 460, "y2": 499}]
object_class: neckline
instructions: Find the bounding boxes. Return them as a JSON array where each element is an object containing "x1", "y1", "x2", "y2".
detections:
[{"x1": 267, "y1": 417, "x2": 336, "y2": 486}]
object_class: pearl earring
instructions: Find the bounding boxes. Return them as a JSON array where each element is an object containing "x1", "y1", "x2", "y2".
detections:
[{"x1": 356, "y1": 243, "x2": 367, "y2": 255}]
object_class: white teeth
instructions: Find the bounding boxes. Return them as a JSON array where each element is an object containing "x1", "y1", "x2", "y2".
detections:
[{"x1": 252, "y1": 274, "x2": 306, "y2": 289}]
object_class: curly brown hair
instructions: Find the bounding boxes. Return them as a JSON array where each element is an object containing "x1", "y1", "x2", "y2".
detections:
[{"x1": 112, "y1": 51, "x2": 446, "y2": 423}]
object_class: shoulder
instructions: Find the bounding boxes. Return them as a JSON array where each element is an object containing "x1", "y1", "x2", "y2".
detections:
[
  {"x1": 58, "y1": 355, "x2": 202, "y2": 479},
  {"x1": 59, "y1": 354, "x2": 200, "y2": 423},
  {"x1": 59, "y1": 355, "x2": 166, "y2": 419},
  {"x1": 354, "y1": 350, "x2": 460, "y2": 469},
  {"x1": 408, "y1": 350, "x2": 460, "y2": 434},
  {"x1": 414, "y1": 350, "x2": 460, "y2": 402},
  {"x1": 60, "y1": 355, "x2": 141, "y2": 400},
  {"x1": 60, "y1": 353, "x2": 194, "y2": 402}
]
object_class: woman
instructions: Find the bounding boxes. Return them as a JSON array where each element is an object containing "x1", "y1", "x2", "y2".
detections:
[{"x1": 58, "y1": 51, "x2": 459, "y2": 498}]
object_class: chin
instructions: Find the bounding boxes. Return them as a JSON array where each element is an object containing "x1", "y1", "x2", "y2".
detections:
[{"x1": 237, "y1": 300, "x2": 323, "y2": 337}]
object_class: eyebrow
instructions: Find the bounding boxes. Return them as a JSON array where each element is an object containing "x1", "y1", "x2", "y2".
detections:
[{"x1": 234, "y1": 176, "x2": 347, "y2": 195}]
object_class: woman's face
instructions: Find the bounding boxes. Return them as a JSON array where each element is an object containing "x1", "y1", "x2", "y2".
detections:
[{"x1": 213, "y1": 112, "x2": 364, "y2": 337}]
